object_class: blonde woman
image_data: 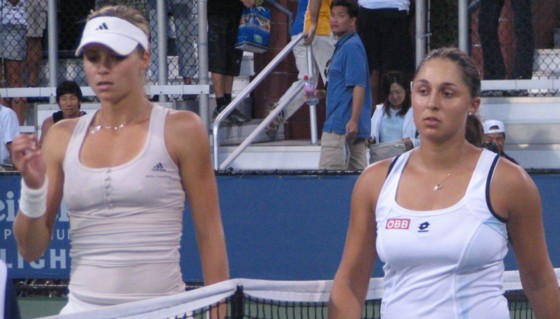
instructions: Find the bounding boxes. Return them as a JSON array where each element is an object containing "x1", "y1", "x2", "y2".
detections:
[{"x1": 11, "y1": 5, "x2": 228, "y2": 313}]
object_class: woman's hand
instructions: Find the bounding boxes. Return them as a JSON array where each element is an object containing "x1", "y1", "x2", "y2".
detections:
[
  {"x1": 10, "y1": 134, "x2": 46, "y2": 189},
  {"x1": 316, "y1": 89, "x2": 327, "y2": 100},
  {"x1": 402, "y1": 138, "x2": 413, "y2": 151}
]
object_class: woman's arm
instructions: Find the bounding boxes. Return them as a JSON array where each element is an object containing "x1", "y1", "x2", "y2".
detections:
[
  {"x1": 493, "y1": 161, "x2": 560, "y2": 318},
  {"x1": 12, "y1": 122, "x2": 68, "y2": 261},
  {"x1": 328, "y1": 162, "x2": 388, "y2": 319},
  {"x1": 166, "y1": 110, "x2": 229, "y2": 285}
]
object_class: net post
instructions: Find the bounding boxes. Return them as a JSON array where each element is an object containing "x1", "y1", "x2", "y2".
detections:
[{"x1": 230, "y1": 285, "x2": 245, "y2": 319}]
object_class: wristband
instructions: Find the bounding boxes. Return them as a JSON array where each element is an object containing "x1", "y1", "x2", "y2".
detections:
[{"x1": 19, "y1": 177, "x2": 48, "y2": 219}]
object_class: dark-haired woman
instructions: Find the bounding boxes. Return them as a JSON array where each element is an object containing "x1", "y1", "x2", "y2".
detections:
[{"x1": 328, "y1": 47, "x2": 560, "y2": 319}]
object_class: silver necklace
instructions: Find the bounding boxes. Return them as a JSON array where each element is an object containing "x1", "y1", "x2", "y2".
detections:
[
  {"x1": 433, "y1": 172, "x2": 451, "y2": 192},
  {"x1": 89, "y1": 102, "x2": 150, "y2": 135},
  {"x1": 90, "y1": 115, "x2": 133, "y2": 135},
  {"x1": 90, "y1": 122, "x2": 129, "y2": 134}
]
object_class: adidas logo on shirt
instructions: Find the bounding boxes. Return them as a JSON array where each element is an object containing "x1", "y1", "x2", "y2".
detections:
[
  {"x1": 95, "y1": 23, "x2": 109, "y2": 31},
  {"x1": 151, "y1": 162, "x2": 166, "y2": 172}
]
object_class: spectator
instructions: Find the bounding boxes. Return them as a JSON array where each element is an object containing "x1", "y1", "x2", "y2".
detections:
[
  {"x1": 0, "y1": 98, "x2": 20, "y2": 165},
  {"x1": 39, "y1": 81, "x2": 86, "y2": 146},
  {"x1": 369, "y1": 71, "x2": 418, "y2": 163},
  {"x1": 12, "y1": 5, "x2": 228, "y2": 313},
  {"x1": 265, "y1": 0, "x2": 335, "y2": 138},
  {"x1": 147, "y1": 0, "x2": 198, "y2": 93},
  {"x1": 318, "y1": 0, "x2": 371, "y2": 170},
  {"x1": 208, "y1": 0, "x2": 255, "y2": 125},
  {"x1": 357, "y1": 0, "x2": 414, "y2": 107},
  {"x1": 478, "y1": 0, "x2": 534, "y2": 92},
  {"x1": 483, "y1": 119, "x2": 518, "y2": 164},
  {"x1": 327, "y1": 47, "x2": 560, "y2": 319},
  {"x1": 0, "y1": 0, "x2": 28, "y2": 125},
  {"x1": 0, "y1": 260, "x2": 21, "y2": 319},
  {"x1": 25, "y1": 0, "x2": 48, "y2": 88}
]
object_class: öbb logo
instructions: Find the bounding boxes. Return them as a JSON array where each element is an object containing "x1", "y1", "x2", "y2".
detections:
[{"x1": 385, "y1": 218, "x2": 411, "y2": 230}]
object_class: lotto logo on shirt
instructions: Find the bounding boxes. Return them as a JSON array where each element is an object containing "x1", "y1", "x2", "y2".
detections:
[{"x1": 385, "y1": 218, "x2": 411, "y2": 230}]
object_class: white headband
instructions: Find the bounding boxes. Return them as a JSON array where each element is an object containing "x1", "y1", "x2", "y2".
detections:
[{"x1": 75, "y1": 16, "x2": 149, "y2": 56}]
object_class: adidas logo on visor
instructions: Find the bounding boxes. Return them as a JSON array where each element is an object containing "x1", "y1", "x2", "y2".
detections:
[{"x1": 95, "y1": 23, "x2": 109, "y2": 31}]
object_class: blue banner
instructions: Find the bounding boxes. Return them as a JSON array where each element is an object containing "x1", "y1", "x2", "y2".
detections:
[
  {"x1": 2, "y1": 173, "x2": 560, "y2": 281},
  {"x1": 0, "y1": 174, "x2": 70, "y2": 278}
]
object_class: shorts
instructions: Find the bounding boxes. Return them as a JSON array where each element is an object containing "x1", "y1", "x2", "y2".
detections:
[
  {"x1": 208, "y1": 14, "x2": 243, "y2": 76},
  {"x1": 0, "y1": 24, "x2": 27, "y2": 60},
  {"x1": 357, "y1": 7, "x2": 415, "y2": 73},
  {"x1": 25, "y1": 0, "x2": 48, "y2": 37},
  {"x1": 319, "y1": 132, "x2": 368, "y2": 171}
]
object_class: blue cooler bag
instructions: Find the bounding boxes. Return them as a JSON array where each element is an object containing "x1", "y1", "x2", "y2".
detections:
[{"x1": 235, "y1": 6, "x2": 271, "y2": 53}]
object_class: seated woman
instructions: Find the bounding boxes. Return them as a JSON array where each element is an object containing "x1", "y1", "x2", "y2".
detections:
[
  {"x1": 369, "y1": 71, "x2": 418, "y2": 163},
  {"x1": 39, "y1": 80, "x2": 86, "y2": 145}
]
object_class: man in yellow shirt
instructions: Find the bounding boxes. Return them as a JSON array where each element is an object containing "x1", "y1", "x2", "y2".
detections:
[{"x1": 265, "y1": 0, "x2": 335, "y2": 137}]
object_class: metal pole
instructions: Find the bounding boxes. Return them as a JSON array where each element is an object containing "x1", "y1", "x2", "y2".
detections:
[
  {"x1": 198, "y1": 0, "x2": 209, "y2": 127},
  {"x1": 458, "y1": 0, "x2": 468, "y2": 52},
  {"x1": 306, "y1": 45, "x2": 318, "y2": 145},
  {"x1": 47, "y1": 0, "x2": 58, "y2": 103},
  {"x1": 157, "y1": 0, "x2": 168, "y2": 102},
  {"x1": 415, "y1": 0, "x2": 426, "y2": 67}
]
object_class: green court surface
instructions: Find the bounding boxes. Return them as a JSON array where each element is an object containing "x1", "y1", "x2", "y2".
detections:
[
  {"x1": 15, "y1": 296, "x2": 534, "y2": 318},
  {"x1": 18, "y1": 297, "x2": 66, "y2": 319}
]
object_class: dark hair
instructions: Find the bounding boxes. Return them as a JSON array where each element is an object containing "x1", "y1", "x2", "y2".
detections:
[
  {"x1": 416, "y1": 47, "x2": 481, "y2": 98},
  {"x1": 56, "y1": 80, "x2": 83, "y2": 104},
  {"x1": 382, "y1": 71, "x2": 411, "y2": 118},
  {"x1": 416, "y1": 47, "x2": 483, "y2": 146},
  {"x1": 465, "y1": 113, "x2": 484, "y2": 146},
  {"x1": 330, "y1": 0, "x2": 359, "y2": 18}
]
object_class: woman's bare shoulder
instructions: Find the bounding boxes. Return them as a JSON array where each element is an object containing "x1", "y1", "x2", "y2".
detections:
[
  {"x1": 493, "y1": 157, "x2": 532, "y2": 191},
  {"x1": 46, "y1": 117, "x2": 81, "y2": 138},
  {"x1": 165, "y1": 109, "x2": 204, "y2": 132},
  {"x1": 358, "y1": 158, "x2": 394, "y2": 191},
  {"x1": 41, "y1": 117, "x2": 82, "y2": 161}
]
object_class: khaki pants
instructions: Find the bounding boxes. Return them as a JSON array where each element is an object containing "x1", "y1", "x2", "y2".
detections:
[
  {"x1": 319, "y1": 132, "x2": 368, "y2": 171},
  {"x1": 369, "y1": 140, "x2": 406, "y2": 164}
]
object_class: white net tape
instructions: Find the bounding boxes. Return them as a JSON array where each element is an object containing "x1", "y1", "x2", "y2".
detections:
[{"x1": 38, "y1": 269, "x2": 560, "y2": 319}]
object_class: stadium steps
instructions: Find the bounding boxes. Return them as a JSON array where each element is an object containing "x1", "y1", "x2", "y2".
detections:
[
  {"x1": 479, "y1": 96, "x2": 560, "y2": 169},
  {"x1": 215, "y1": 96, "x2": 560, "y2": 170}
]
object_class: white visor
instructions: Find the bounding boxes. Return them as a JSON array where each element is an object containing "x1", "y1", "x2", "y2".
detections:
[{"x1": 75, "y1": 16, "x2": 148, "y2": 56}]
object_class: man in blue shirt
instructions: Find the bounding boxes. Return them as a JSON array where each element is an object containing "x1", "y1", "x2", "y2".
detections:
[{"x1": 319, "y1": 0, "x2": 371, "y2": 170}]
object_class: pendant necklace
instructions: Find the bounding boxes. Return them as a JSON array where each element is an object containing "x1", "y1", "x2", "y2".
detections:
[{"x1": 433, "y1": 172, "x2": 451, "y2": 192}]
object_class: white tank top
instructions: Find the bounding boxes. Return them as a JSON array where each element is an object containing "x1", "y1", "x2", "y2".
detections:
[
  {"x1": 376, "y1": 149, "x2": 509, "y2": 319},
  {"x1": 62, "y1": 104, "x2": 186, "y2": 310}
]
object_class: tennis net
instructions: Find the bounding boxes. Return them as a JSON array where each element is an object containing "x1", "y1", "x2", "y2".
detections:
[{"x1": 40, "y1": 269, "x2": 560, "y2": 319}]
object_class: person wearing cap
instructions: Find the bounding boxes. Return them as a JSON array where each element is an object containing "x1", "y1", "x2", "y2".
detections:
[
  {"x1": 39, "y1": 80, "x2": 86, "y2": 146},
  {"x1": 11, "y1": 5, "x2": 228, "y2": 313},
  {"x1": 483, "y1": 119, "x2": 518, "y2": 164}
]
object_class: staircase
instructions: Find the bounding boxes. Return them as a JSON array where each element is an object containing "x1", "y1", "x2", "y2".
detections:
[{"x1": 479, "y1": 96, "x2": 560, "y2": 169}]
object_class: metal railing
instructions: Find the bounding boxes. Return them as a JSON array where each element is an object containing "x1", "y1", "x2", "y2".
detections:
[
  {"x1": 2, "y1": 0, "x2": 210, "y2": 119},
  {"x1": 212, "y1": 33, "x2": 308, "y2": 170}
]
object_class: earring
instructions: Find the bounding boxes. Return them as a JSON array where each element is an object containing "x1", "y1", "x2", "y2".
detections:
[{"x1": 468, "y1": 112, "x2": 472, "y2": 116}]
